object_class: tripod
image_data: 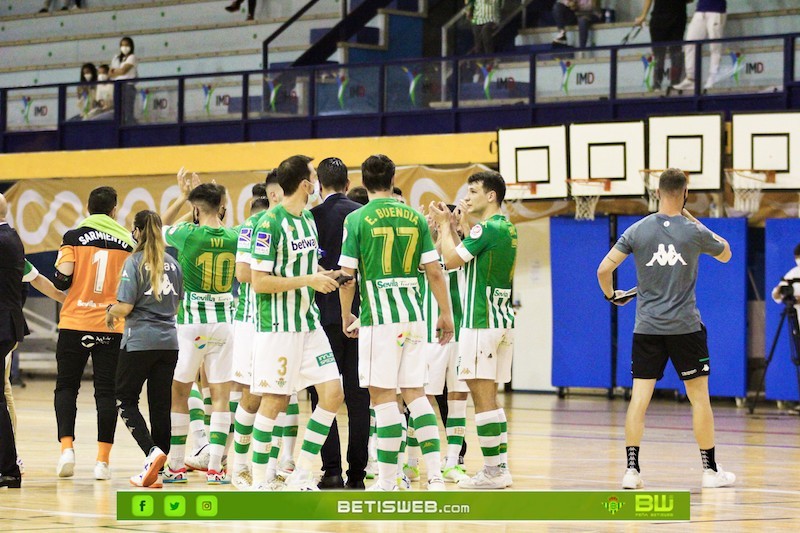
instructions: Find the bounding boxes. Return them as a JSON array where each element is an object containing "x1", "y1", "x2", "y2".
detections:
[{"x1": 749, "y1": 295, "x2": 800, "y2": 414}]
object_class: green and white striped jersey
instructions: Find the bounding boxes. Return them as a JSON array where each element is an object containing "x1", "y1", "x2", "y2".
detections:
[
  {"x1": 164, "y1": 222, "x2": 237, "y2": 325},
  {"x1": 455, "y1": 214, "x2": 517, "y2": 329},
  {"x1": 22, "y1": 259, "x2": 38, "y2": 282},
  {"x1": 339, "y1": 198, "x2": 438, "y2": 326},
  {"x1": 250, "y1": 204, "x2": 322, "y2": 333},
  {"x1": 419, "y1": 265, "x2": 464, "y2": 343},
  {"x1": 234, "y1": 215, "x2": 261, "y2": 323}
]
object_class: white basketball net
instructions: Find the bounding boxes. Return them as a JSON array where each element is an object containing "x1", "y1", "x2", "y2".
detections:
[
  {"x1": 573, "y1": 195, "x2": 600, "y2": 220},
  {"x1": 725, "y1": 170, "x2": 766, "y2": 216}
]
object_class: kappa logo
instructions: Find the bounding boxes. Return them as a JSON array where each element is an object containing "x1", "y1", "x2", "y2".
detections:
[
  {"x1": 646, "y1": 244, "x2": 687, "y2": 267},
  {"x1": 460, "y1": 368, "x2": 472, "y2": 376},
  {"x1": 702, "y1": 364, "x2": 710, "y2": 372},
  {"x1": 258, "y1": 380, "x2": 270, "y2": 388}
]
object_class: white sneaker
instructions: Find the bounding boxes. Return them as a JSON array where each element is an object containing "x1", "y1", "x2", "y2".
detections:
[
  {"x1": 403, "y1": 464, "x2": 420, "y2": 482},
  {"x1": 622, "y1": 468, "x2": 643, "y2": 489},
  {"x1": 285, "y1": 470, "x2": 319, "y2": 491},
  {"x1": 94, "y1": 461, "x2": 111, "y2": 480},
  {"x1": 185, "y1": 444, "x2": 210, "y2": 472},
  {"x1": 253, "y1": 479, "x2": 286, "y2": 491},
  {"x1": 457, "y1": 467, "x2": 510, "y2": 490},
  {"x1": 702, "y1": 464, "x2": 736, "y2": 488},
  {"x1": 129, "y1": 447, "x2": 167, "y2": 487},
  {"x1": 277, "y1": 458, "x2": 295, "y2": 478},
  {"x1": 427, "y1": 476, "x2": 446, "y2": 491},
  {"x1": 367, "y1": 481, "x2": 398, "y2": 491},
  {"x1": 442, "y1": 465, "x2": 469, "y2": 483},
  {"x1": 672, "y1": 78, "x2": 695, "y2": 91},
  {"x1": 57, "y1": 449, "x2": 75, "y2": 478},
  {"x1": 232, "y1": 465, "x2": 253, "y2": 490},
  {"x1": 396, "y1": 473, "x2": 412, "y2": 490}
]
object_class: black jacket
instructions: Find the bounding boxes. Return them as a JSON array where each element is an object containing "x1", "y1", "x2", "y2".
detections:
[
  {"x1": 0, "y1": 223, "x2": 27, "y2": 343},
  {"x1": 311, "y1": 193, "x2": 362, "y2": 327}
]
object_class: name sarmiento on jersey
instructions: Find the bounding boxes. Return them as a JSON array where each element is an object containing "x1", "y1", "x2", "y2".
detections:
[{"x1": 77, "y1": 231, "x2": 129, "y2": 247}]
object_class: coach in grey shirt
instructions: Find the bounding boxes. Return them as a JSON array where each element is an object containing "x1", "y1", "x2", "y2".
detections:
[
  {"x1": 107, "y1": 210, "x2": 183, "y2": 487},
  {"x1": 596, "y1": 168, "x2": 735, "y2": 491}
]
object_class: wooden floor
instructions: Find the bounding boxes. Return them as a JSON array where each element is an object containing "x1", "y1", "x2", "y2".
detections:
[{"x1": 2, "y1": 378, "x2": 800, "y2": 532}]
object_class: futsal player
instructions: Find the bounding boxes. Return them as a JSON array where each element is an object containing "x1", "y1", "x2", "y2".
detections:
[
  {"x1": 596, "y1": 167, "x2": 736, "y2": 489},
  {"x1": 161, "y1": 178, "x2": 238, "y2": 484},
  {"x1": 430, "y1": 171, "x2": 517, "y2": 489},
  {"x1": 339, "y1": 154, "x2": 453, "y2": 491}
]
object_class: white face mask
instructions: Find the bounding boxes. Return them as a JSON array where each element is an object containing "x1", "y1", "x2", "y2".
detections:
[
  {"x1": 307, "y1": 179, "x2": 320, "y2": 203},
  {"x1": 98, "y1": 74, "x2": 109, "y2": 81},
  {"x1": 120, "y1": 46, "x2": 131, "y2": 55},
  {"x1": 83, "y1": 73, "x2": 93, "y2": 81},
  {"x1": 795, "y1": 258, "x2": 800, "y2": 267}
]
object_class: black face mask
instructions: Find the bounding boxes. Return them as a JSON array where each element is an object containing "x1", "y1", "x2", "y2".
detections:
[
  {"x1": 192, "y1": 208, "x2": 200, "y2": 225},
  {"x1": 683, "y1": 191, "x2": 688, "y2": 209},
  {"x1": 131, "y1": 230, "x2": 138, "y2": 244},
  {"x1": 218, "y1": 206, "x2": 226, "y2": 221}
]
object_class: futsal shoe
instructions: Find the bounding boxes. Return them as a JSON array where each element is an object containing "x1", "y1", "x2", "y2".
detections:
[
  {"x1": 56, "y1": 448, "x2": 75, "y2": 478},
  {"x1": 702, "y1": 465, "x2": 736, "y2": 488},
  {"x1": 130, "y1": 447, "x2": 167, "y2": 487},
  {"x1": 396, "y1": 473, "x2": 412, "y2": 490},
  {"x1": 622, "y1": 468, "x2": 644, "y2": 489},
  {"x1": 367, "y1": 481, "x2": 398, "y2": 491},
  {"x1": 402, "y1": 464, "x2": 420, "y2": 482},
  {"x1": 232, "y1": 465, "x2": 253, "y2": 490},
  {"x1": 427, "y1": 476, "x2": 446, "y2": 491},
  {"x1": 285, "y1": 470, "x2": 319, "y2": 491},
  {"x1": 162, "y1": 465, "x2": 188, "y2": 483},
  {"x1": 457, "y1": 467, "x2": 510, "y2": 489},
  {"x1": 185, "y1": 444, "x2": 210, "y2": 472},
  {"x1": 94, "y1": 461, "x2": 112, "y2": 480},
  {"x1": 206, "y1": 469, "x2": 230, "y2": 485},
  {"x1": 443, "y1": 465, "x2": 469, "y2": 483},
  {"x1": 277, "y1": 458, "x2": 295, "y2": 478}
]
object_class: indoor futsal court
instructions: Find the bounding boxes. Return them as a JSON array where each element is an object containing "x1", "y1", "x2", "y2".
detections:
[
  {"x1": 3, "y1": 380, "x2": 800, "y2": 530},
  {"x1": 3, "y1": 0, "x2": 800, "y2": 530}
]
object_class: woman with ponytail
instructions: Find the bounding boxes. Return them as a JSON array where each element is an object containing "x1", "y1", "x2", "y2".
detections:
[{"x1": 107, "y1": 210, "x2": 183, "y2": 488}]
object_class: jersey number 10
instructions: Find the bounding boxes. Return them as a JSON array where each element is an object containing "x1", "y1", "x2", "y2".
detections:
[{"x1": 196, "y1": 251, "x2": 235, "y2": 292}]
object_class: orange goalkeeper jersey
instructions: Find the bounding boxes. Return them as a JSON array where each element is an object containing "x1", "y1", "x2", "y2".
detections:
[{"x1": 56, "y1": 226, "x2": 133, "y2": 333}]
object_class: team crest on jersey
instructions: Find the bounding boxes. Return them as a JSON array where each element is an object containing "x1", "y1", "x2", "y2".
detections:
[
  {"x1": 254, "y1": 231, "x2": 271, "y2": 255},
  {"x1": 238, "y1": 227, "x2": 253, "y2": 247},
  {"x1": 276, "y1": 377, "x2": 286, "y2": 388},
  {"x1": 470, "y1": 224, "x2": 483, "y2": 239}
]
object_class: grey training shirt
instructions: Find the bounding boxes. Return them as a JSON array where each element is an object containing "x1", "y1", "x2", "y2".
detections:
[
  {"x1": 614, "y1": 214, "x2": 725, "y2": 335},
  {"x1": 117, "y1": 251, "x2": 183, "y2": 351}
]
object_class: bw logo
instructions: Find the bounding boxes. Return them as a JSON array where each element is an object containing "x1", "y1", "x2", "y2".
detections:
[{"x1": 646, "y1": 244, "x2": 687, "y2": 267}]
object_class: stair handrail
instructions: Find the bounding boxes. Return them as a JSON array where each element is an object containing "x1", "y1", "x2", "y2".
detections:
[{"x1": 262, "y1": 0, "x2": 324, "y2": 69}]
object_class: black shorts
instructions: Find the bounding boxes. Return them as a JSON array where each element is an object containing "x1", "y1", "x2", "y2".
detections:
[{"x1": 631, "y1": 325, "x2": 710, "y2": 381}]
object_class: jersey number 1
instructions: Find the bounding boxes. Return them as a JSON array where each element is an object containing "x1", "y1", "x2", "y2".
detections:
[{"x1": 92, "y1": 250, "x2": 108, "y2": 293}]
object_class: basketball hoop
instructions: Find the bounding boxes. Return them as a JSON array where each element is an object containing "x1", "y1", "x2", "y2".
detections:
[
  {"x1": 724, "y1": 168, "x2": 776, "y2": 216},
  {"x1": 639, "y1": 169, "x2": 690, "y2": 212},
  {"x1": 566, "y1": 179, "x2": 610, "y2": 221}
]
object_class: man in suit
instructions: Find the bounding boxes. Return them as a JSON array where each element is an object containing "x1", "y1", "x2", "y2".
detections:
[
  {"x1": 0, "y1": 193, "x2": 24, "y2": 489},
  {"x1": 309, "y1": 157, "x2": 370, "y2": 489}
]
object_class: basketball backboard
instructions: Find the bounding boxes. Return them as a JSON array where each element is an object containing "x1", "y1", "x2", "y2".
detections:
[
  {"x1": 498, "y1": 125, "x2": 569, "y2": 200},
  {"x1": 647, "y1": 114, "x2": 723, "y2": 190},
  {"x1": 732, "y1": 112, "x2": 800, "y2": 190}
]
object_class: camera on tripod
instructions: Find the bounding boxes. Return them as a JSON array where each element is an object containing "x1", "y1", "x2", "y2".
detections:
[{"x1": 778, "y1": 278, "x2": 800, "y2": 305}]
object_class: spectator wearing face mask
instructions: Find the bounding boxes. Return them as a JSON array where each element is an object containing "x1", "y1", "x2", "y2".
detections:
[
  {"x1": 76, "y1": 63, "x2": 97, "y2": 121},
  {"x1": 110, "y1": 37, "x2": 138, "y2": 124},
  {"x1": 95, "y1": 64, "x2": 114, "y2": 113}
]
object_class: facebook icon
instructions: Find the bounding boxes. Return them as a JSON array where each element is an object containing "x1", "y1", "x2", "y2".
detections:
[{"x1": 131, "y1": 495, "x2": 154, "y2": 517}]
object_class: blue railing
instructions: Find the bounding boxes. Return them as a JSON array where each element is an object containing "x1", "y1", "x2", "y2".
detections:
[{"x1": 1, "y1": 32, "x2": 797, "y2": 153}]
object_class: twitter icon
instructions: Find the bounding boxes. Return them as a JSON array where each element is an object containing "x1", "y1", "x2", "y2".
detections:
[{"x1": 164, "y1": 495, "x2": 186, "y2": 517}]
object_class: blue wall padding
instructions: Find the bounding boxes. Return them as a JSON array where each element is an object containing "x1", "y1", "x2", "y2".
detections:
[
  {"x1": 550, "y1": 216, "x2": 612, "y2": 388},
  {"x1": 764, "y1": 219, "x2": 800, "y2": 401}
]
